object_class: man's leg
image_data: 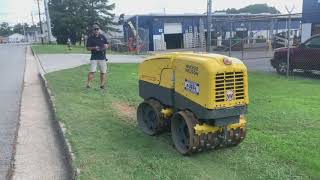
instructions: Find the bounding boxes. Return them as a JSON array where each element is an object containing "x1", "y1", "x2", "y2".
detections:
[
  {"x1": 99, "y1": 61, "x2": 108, "y2": 89},
  {"x1": 87, "y1": 60, "x2": 97, "y2": 88},
  {"x1": 100, "y1": 73, "x2": 107, "y2": 88},
  {"x1": 87, "y1": 72, "x2": 95, "y2": 87}
]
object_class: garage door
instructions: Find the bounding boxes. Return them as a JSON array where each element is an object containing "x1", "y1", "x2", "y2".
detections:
[
  {"x1": 302, "y1": 23, "x2": 312, "y2": 42},
  {"x1": 164, "y1": 23, "x2": 182, "y2": 34}
]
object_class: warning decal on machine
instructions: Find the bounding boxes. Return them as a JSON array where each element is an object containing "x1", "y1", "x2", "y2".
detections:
[
  {"x1": 226, "y1": 89, "x2": 235, "y2": 101},
  {"x1": 185, "y1": 79, "x2": 200, "y2": 95}
]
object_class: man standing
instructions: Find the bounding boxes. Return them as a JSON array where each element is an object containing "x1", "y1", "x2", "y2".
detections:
[{"x1": 86, "y1": 24, "x2": 109, "y2": 89}]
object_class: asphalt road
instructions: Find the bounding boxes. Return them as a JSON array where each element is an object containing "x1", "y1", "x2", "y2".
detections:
[{"x1": 0, "y1": 44, "x2": 26, "y2": 179}]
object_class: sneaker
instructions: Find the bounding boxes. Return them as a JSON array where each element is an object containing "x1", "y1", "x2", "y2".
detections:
[
  {"x1": 86, "y1": 85, "x2": 91, "y2": 89},
  {"x1": 100, "y1": 85, "x2": 105, "y2": 89}
]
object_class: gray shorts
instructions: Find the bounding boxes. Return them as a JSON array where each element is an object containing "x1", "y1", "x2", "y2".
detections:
[{"x1": 90, "y1": 60, "x2": 107, "y2": 73}]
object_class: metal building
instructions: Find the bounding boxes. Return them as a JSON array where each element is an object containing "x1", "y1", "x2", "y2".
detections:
[
  {"x1": 302, "y1": 0, "x2": 320, "y2": 41},
  {"x1": 124, "y1": 13, "x2": 301, "y2": 51}
]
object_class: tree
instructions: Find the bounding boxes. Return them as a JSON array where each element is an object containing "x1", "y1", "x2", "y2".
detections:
[
  {"x1": 49, "y1": 0, "x2": 116, "y2": 44},
  {"x1": 49, "y1": 0, "x2": 81, "y2": 44},
  {"x1": 13, "y1": 23, "x2": 25, "y2": 34},
  {"x1": 0, "y1": 22, "x2": 12, "y2": 36},
  {"x1": 216, "y1": 4, "x2": 281, "y2": 14}
]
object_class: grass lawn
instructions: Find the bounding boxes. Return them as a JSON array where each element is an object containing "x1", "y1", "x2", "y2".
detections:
[
  {"x1": 32, "y1": 44, "x2": 89, "y2": 54},
  {"x1": 45, "y1": 64, "x2": 320, "y2": 180},
  {"x1": 32, "y1": 44, "x2": 147, "y2": 55}
]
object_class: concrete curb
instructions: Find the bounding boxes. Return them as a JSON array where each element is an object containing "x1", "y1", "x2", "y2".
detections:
[{"x1": 31, "y1": 47, "x2": 80, "y2": 179}]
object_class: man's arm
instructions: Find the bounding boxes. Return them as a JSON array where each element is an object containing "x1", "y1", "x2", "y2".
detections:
[
  {"x1": 86, "y1": 37, "x2": 97, "y2": 51},
  {"x1": 95, "y1": 43, "x2": 108, "y2": 51},
  {"x1": 87, "y1": 47, "x2": 97, "y2": 51},
  {"x1": 102, "y1": 35, "x2": 109, "y2": 50}
]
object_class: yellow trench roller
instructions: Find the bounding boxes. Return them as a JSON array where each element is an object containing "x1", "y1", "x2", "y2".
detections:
[{"x1": 137, "y1": 52, "x2": 249, "y2": 155}]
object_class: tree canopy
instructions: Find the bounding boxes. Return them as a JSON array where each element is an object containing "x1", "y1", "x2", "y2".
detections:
[
  {"x1": 216, "y1": 4, "x2": 281, "y2": 14},
  {"x1": 12, "y1": 23, "x2": 29, "y2": 34},
  {"x1": 49, "y1": 0, "x2": 116, "y2": 44},
  {"x1": 0, "y1": 23, "x2": 33, "y2": 36},
  {"x1": 0, "y1": 22, "x2": 12, "y2": 36}
]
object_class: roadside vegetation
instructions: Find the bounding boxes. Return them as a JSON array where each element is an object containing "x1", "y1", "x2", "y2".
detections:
[{"x1": 45, "y1": 64, "x2": 320, "y2": 180}]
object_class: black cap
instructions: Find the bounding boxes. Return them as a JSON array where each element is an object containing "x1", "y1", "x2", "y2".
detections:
[{"x1": 92, "y1": 24, "x2": 100, "y2": 29}]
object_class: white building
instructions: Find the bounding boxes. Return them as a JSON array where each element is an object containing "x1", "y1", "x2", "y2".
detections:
[
  {"x1": 8, "y1": 33, "x2": 25, "y2": 43},
  {"x1": 302, "y1": 0, "x2": 320, "y2": 42}
]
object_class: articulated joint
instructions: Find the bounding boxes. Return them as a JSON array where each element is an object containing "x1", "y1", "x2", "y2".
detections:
[{"x1": 161, "y1": 108, "x2": 174, "y2": 119}]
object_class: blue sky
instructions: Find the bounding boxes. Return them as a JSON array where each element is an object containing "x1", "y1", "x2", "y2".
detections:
[{"x1": 0, "y1": 0, "x2": 303, "y2": 25}]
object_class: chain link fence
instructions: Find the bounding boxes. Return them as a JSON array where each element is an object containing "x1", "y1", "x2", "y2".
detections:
[
  {"x1": 108, "y1": 14, "x2": 320, "y2": 79},
  {"x1": 109, "y1": 37, "x2": 320, "y2": 79},
  {"x1": 108, "y1": 27, "x2": 150, "y2": 54}
]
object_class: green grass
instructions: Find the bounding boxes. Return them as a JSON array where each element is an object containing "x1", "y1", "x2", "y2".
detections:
[
  {"x1": 45, "y1": 64, "x2": 320, "y2": 180},
  {"x1": 32, "y1": 44, "x2": 149, "y2": 55},
  {"x1": 32, "y1": 44, "x2": 89, "y2": 54}
]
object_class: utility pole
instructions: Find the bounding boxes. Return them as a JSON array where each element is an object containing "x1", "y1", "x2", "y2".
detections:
[
  {"x1": 44, "y1": 0, "x2": 53, "y2": 43},
  {"x1": 37, "y1": 0, "x2": 44, "y2": 44},
  {"x1": 136, "y1": 16, "x2": 140, "y2": 54},
  {"x1": 285, "y1": 5, "x2": 295, "y2": 77},
  {"x1": 31, "y1": 12, "x2": 36, "y2": 42},
  {"x1": 206, "y1": 0, "x2": 212, "y2": 52},
  {"x1": 229, "y1": 16, "x2": 233, "y2": 57},
  {"x1": 31, "y1": 12, "x2": 35, "y2": 26},
  {"x1": 23, "y1": 23, "x2": 26, "y2": 42},
  {"x1": 229, "y1": 22, "x2": 232, "y2": 56}
]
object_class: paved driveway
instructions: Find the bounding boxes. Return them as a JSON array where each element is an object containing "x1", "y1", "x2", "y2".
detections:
[
  {"x1": 0, "y1": 44, "x2": 26, "y2": 179},
  {"x1": 216, "y1": 50, "x2": 274, "y2": 72},
  {"x1": 38, "y1": 54, "x2": 146, "y2": 73},
  {"x1": 38, "y1": 52, "x2": 274, "y2": 73}
]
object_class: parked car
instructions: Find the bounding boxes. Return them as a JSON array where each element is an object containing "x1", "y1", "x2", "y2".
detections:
[{"x1": 271, "y1": 34, "x2": 320, "y2": 75}]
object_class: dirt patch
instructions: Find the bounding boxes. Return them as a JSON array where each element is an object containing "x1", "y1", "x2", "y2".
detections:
[{"x1": 112, "y1": 101, "x2": 136, "y2": 121}]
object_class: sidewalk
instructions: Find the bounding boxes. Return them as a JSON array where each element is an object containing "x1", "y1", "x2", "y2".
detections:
[{"x1": 13, "y1": 47, "x2": 69, "y2": 180}]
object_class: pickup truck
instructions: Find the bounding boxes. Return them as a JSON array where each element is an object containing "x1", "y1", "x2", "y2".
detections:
[{"x1": 270, "y1": 34, "x2": 320, "y2": 75}]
